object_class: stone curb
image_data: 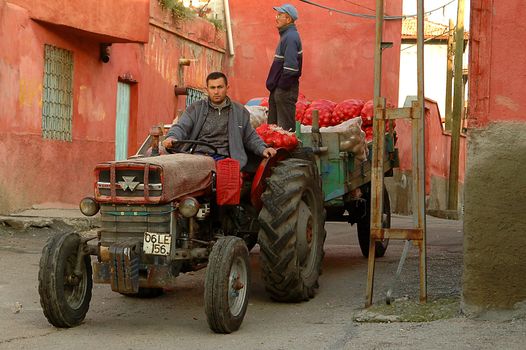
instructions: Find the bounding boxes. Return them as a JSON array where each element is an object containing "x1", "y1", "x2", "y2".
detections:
[{"x1": 0, "y1": 215, "x2": 100, "y2": 232}]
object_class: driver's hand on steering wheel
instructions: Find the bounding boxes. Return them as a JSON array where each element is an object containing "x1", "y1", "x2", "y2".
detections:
[
  {"x1": 162, "y1": 137, "x2": 177, "y2": 149},
  {"x1": 262, "y1": 147, "x2": 277, "y2": 158}
]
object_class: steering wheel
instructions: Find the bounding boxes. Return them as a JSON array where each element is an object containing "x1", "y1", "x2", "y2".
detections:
[{"x1": 165, "y1": 140, "x2": 219, "y2": 156}]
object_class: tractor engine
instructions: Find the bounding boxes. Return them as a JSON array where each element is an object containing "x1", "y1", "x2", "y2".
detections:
[{"x1": 80, "y1": 153, "x2": 218, "y2": 293}]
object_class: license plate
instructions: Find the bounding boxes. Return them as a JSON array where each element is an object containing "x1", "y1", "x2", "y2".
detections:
[{"x1": 143, "y1": 232, "x2": 172, "y2": 256}]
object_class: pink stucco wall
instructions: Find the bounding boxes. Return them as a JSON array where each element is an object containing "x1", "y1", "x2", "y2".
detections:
[
  {"x1": 0, "y1": 0, "x2": 225, "y2": 213},
  {"x1": 226, "y1": 0, "x2": 402, "y2": 104},
  {"x1": 469, "y1": 1, "x2": 526, "y2": 127},
  {"x1": 463, "y1": 0, "x2": 526, "y2": 312},
  {"x1": 7, "y1": 0, "x2": 150, "y2": 43},
  {"x1": 394, "y1": 99, "x2": 465, "y2": 195}
]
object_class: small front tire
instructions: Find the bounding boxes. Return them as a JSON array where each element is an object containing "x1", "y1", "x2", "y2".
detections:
[
  {"x1": 38, "y1": 232, "x2": 93, "y2": 328},
  {"x1": 204, "y1": 236, "x2": 250, "y2": 333}
]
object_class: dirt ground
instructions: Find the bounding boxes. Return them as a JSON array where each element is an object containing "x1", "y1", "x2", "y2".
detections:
[{"x1": 0, "y1": 215, "x2": 524, "y2": 349}]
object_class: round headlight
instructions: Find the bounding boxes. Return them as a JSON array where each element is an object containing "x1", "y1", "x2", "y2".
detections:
[
  {"x1": 79, "y1": 197, "x2": 100, "y2": 216},
  {"x1": 179, "y1": 197, "x2": 199, "y2": 218}
]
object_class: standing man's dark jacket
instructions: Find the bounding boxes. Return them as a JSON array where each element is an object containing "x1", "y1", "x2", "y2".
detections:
[
  {"x1": 266, "y1": 24, "x2": 303, "y2": 91},
  {"x1": 165, "y1": 99, "x2": 267, "y2": 171}
]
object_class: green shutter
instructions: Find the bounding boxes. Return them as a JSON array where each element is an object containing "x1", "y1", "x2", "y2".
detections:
[{"x1": 115, "y1": 82, "x2": 131, "y2": 160}]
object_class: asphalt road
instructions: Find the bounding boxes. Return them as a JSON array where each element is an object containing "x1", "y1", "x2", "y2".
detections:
[{"x1": 0, "y1": 216, "x2": 524, "y2": 349}]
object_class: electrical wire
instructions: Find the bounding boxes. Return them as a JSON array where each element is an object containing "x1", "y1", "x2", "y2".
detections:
[
  {"x1": 340, "y1": 0, "x2": 376, "y2": 14},
  {"x1": 299, "y1": 0, "x2": 456, "y2": 21}
]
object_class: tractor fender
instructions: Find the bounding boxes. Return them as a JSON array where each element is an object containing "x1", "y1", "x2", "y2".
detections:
[{"x1": 250, "y1": 148, "x2": 289, "y2": 211}]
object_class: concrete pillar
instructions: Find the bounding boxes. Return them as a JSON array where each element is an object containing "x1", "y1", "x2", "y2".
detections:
[
  {"x1": 462, "y1": 0, "x2": 526, "y2": 315},
  {"x1": 463, "y1": 124, "x2": 526, "y2": 314}
]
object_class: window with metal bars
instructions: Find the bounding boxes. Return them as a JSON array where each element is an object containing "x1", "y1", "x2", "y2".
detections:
[
  {"x1": 186, "y1": 87, "x2": 206, "y2": 108},
  {"x1": 42, "y1": 45, "x2": 74, "y2": 141}
]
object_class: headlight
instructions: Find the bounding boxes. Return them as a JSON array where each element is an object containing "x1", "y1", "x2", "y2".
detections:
[
  {"x1": 179, "y1": 197, "x2": 199, "y2": 218},
  {"x1": 79, "y1": 197, "x2": 100, "y2": 216}
]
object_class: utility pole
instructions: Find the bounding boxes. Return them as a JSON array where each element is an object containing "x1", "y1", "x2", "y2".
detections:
[
  {"x1": 448, "y1": 0, "x2": 465, "y2": 211},
  {"x1": 444, "y1": 18, "x2": 454, "y2": 131}
]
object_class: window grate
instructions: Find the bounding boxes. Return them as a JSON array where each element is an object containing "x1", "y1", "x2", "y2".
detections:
[
  {"x1": 42, "y1": 45, "x2": 74, "y2": 141},
  {"x1": 186, "y1": 87, "x2": 206, "y2": 108}
]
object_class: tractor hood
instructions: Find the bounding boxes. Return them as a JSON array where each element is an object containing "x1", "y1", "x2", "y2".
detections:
[{"x1": 93, "y1": 154, "x2": 216, "y2": 204}]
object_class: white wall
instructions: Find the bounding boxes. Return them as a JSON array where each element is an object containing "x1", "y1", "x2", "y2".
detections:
[
  {"x1": 399, "y1": 42, "x2": 469, "y2": 118},
  {"x1": 399, "y1": 1, "x2": 470, "y2": 118},
  {"x1": 399, "y1": 44, "x2": 446, "y2": 115}
]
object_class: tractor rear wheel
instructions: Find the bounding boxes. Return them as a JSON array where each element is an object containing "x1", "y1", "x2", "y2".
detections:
[
  {"x1": 38, "y1": 232, "x2": 93, "y2": 328},
  {"x1": 204, "y1": 236, "x2": 250, "y2": 333},
  {"x1": 258, "y1": 158, "x2": 326, "y2": 302}
]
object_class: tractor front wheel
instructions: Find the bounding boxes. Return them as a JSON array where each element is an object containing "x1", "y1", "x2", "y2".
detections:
[
  {"x1": 38, "y1": 232, "x2": 93, "y2": 328},
  {"x1": 204, "y1": 236, "x2": 250, "y2": 333}
]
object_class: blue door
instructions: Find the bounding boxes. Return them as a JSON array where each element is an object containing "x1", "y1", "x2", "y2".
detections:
[{"x1": 115, "y1": 82, "x2": 131, "y2": 160}]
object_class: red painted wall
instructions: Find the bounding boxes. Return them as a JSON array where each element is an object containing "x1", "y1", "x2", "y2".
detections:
[
  {"x1": 226, "y1": 0, "x2": 457, "y2": 194},
  {"x1": 148, "y1": 3, "x2": 225, "y2": 91},
  {"x1": 395, "y1": 99, "x2": 466, "y2": 194},
  {"x1": 469, "y1": 1, "x2": 526, "y2": 127},
  {"x1": 0, "y1": 0, "x2": 225, "y2": 213},
  {"x1": 227, "y1": 0, "x2": 402, "y2": 104},
  {"x1": 8, "y1": 0, "x2": 150, "y2": 43},
  {"x1": 463, "y1": 0, "x2": 526, "y2": 310}
]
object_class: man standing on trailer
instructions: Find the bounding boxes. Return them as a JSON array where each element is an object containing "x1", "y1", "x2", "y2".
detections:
[{"x1": 266, "y1": 3, "x2": 303, "y2": 132}]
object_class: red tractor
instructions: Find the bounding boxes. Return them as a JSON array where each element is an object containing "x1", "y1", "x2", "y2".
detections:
[{"x1": 38, "y1": 126, "x2": 326, "y2": 333}]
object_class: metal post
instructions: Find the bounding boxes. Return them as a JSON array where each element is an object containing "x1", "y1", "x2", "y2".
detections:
[
  {"x1": 448, "y1": 0, "x2": 465, "y2": 211},
  {"x1": 415, "y1": 0, "x2": 427, "y2": 302}
]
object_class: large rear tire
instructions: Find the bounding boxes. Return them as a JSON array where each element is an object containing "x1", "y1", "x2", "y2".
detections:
[
  {"x1": 38, "y1": 232, "x2": 93, "y2": 328},
  {"x1": 258, "y1": 158, "x2": 326, "y2": 302},
  {"x1": 357, "y1": 185, "x2": 391, "y2": 258},
  {"x1": 204, "y1": 236, "x2": 250, "y2": 334}
]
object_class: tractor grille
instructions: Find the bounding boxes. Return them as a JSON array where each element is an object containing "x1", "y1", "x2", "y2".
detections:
[
  {"x1": 96, "y1": 166, "x2": 163, "y2": 201},
  {"x1": 99, "y1": 204, "x2": 171, "y2": 245}
]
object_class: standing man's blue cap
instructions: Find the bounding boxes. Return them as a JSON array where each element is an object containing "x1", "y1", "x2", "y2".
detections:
[{"x1": 273, "y1": 4, "x2": 299, "y2": 21}]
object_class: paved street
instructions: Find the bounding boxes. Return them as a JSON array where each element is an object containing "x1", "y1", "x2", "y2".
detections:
[{"x1": 0, "y1": 216, "x2": 524, "y2": 349}]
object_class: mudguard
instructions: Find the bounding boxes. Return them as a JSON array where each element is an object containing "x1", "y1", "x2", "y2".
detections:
[{"x1": 250, "y1": 148, "x2": 289, "y2": 211}]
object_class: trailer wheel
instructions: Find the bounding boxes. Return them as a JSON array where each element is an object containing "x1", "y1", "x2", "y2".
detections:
[
  {"x1": 38, "y1": 232, "x2": 92, "y2": 328},
  {"x1": 357, "y1": 185, "x2": 391, "y2": 258},
  {"x1": 204, "y1": 236, "x2": 250, "y2": 334},
  {"x1": 258, "y1": 159, "x2": 326, "y2": 302}
]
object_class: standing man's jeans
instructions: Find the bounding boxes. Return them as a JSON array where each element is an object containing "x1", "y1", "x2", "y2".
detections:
[{"x1": 268, "y1": 85, "x2": 299, "y2": 132}]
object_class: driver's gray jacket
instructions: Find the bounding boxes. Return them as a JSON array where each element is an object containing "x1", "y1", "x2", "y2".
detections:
[{"x1": 165, "y1": 98, "x2": 267, "y2": 170}]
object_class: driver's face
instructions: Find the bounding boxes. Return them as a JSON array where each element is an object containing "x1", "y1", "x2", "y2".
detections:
[{"x1": 206, "y1": 78, "x2": 228, "y2": 104}]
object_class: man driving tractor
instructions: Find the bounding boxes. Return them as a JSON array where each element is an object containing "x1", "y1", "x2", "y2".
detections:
[{"x1": 162, "y1": 72, "x2": 276, "y2": 170}]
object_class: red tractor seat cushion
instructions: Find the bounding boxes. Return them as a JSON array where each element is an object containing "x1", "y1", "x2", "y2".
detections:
[{"x1": 216, "y1": 158, "x2": 241, "y2": 205}]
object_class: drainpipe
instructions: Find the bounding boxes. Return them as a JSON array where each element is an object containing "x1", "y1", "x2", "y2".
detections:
[{"x1": 223, "y1": 0, "x2": 235, "y2": 56}]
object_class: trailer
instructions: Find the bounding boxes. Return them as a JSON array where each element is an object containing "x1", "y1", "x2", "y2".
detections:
[{"x1": 297, "y1": 116, "x2": 399, "y2": 257}]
